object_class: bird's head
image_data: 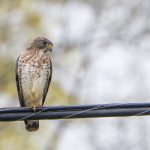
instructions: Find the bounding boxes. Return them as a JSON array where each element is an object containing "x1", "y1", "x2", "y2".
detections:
[{"x1": 28, "y1": 37, "x2": 53, "y2": 52}]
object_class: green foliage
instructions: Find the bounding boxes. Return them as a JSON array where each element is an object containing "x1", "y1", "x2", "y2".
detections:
[
  {"x1": 46, "y1": 83, "x2": 74, "y2": 105},
  {"x1": 0, "y1": 57, "x2": 16, "y2": 95},
  {"x1": 0, "y1": 24, "x2": 10, "y2": 43},
  {"x1": 24, "y1": 12, "x2": 41, "y2": 29}
]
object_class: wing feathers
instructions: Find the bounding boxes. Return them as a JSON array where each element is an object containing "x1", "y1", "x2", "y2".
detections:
[
  {"x1": 16, "y1": 56, "x2": 26, "y2": 107},
  {"x1": 42, "y1": 59, "x2": 52, "y2": 105}
]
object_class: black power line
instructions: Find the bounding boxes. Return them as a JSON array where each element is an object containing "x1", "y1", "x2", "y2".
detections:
[{"x1": 0, "y1": 102, "x2": 150, "y2": 121}]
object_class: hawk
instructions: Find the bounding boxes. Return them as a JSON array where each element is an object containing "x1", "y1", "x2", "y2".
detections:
[{"x1": 16, "y1": 37, "x2": 53, "y2": 132}]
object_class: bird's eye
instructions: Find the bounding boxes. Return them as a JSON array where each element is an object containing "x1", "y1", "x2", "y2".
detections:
[{"x1": 43, "y1": 41, "x2": 47, "y2": 45}]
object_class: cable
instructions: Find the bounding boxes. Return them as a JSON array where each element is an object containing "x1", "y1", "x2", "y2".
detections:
[{"x1": 0, "y1": 102, "x2": 150, "y2": 121}]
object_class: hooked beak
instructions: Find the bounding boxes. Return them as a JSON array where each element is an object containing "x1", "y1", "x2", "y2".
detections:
[{"x1": 46, "y1": 44, "x2": 53, "y2": 52}]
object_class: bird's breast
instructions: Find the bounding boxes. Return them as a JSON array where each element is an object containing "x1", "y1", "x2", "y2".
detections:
[{"x1": 19, "y1": 53, "x2": 51, "y2": 106}]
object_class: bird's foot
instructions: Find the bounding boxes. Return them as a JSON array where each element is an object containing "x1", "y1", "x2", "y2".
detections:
[
  {"x1": 31, "y1": 105, "x2": 42, "y2": 112},
  {"x1": 31, "y1": 106, "x2": 36, "y2": 112}
]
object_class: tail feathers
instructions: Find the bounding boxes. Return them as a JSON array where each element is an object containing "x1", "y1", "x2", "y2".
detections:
[{"x1": 24, "y1": 120, "x2": 39, "y2": 132}]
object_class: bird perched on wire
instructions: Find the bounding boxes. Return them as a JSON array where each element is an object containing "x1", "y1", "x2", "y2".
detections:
[{"x1": 16, "y1": 37, "x2": 53, "y2": 132}]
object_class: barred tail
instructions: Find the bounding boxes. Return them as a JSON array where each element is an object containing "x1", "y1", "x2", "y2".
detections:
[{"x1": 24, "y1": 120, "x2": 39, "y2": 132}]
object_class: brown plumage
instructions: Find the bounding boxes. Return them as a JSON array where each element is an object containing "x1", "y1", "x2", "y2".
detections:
[{"x1": 16, "y1": 37, "x2": 53, "y2": 132}]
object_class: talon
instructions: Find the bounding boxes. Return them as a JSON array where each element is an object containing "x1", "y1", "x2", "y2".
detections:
[
  {"x1": 31, "y1": 106, "x2": 36, "y2": 112},
  {"x1": 30, "y1": 105, "x2": 42, "y2": 112}
]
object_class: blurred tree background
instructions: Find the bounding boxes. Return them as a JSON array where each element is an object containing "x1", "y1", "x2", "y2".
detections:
[{"x1": 1, "y1": 0, "x2": 150, "y2": 150}]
